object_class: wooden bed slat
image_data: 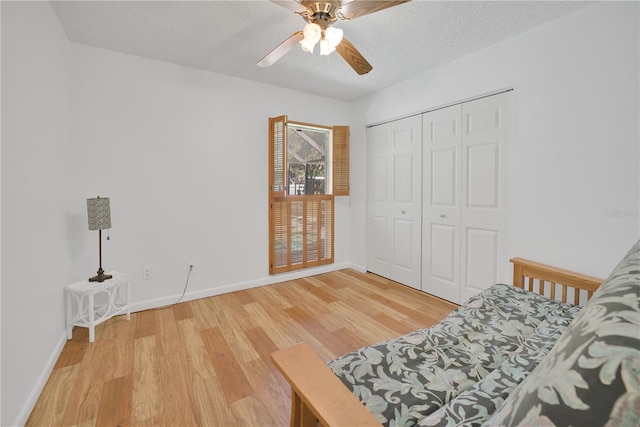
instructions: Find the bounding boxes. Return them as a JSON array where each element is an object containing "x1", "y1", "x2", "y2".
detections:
[{"x1": 510, "y1": 257, "x2": 603, "y2": 304}]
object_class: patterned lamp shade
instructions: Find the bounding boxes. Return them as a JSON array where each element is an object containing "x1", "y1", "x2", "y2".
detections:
[{"x1": 87, "y1": 197, "x2": 112, "y2": 230}]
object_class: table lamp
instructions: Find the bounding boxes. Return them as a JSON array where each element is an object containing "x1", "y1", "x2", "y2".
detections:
[{"x1": 87, "y1": 196, "x2": 112, "y2": 282}]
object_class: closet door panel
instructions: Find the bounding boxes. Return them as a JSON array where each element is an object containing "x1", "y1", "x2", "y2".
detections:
[
  {"x1": 466, "y1": 142, "x2": 500, "y2": 209},
  {"x1": 430, "y1": 224, "x2": 457, "y2": 282},
  {"x1": 422, "y1": 104, "x2": 462, "y2": 302},
  {"x1": 464, "y1": 227, "x2": 499, "y2": 290},
  {"x1": 389, "y1": 117, "x2": 422, "y2": 289},
  {"x1": 431, "y1": 149, "x2": 457, "y2": 206},
  {"x1": 393, "y1": 218, "x2": 415, "y2": 270},
  {"x1": 366, "y1": 116, "x2": 422, "y2": 289},
  {"x1": 370, "y1": 215, "x2": 390, "y2": 266},
  {"x1": 460, "y1": 92, "x2": 511, "y2": 302},
  {"x1": 394, "y1": 154, "x2": 416, "y2": 203},
  {"x1": 366, "y1": 125, "x2": 392, "y2": 277}
]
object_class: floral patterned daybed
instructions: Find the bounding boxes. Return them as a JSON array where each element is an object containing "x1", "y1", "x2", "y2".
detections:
[{"x1": 272, "y1": 240, "x2": 640, "y2": 427}]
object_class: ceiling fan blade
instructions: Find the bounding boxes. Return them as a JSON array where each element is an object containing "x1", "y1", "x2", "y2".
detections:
[
  {"x1": 337, "y1": 0, "x2": 410, "y2": 21},
  {"x1": 257, "y1": 31, "x2": 304, "y2": 68},
  {"x1": 335, "y1": 37, "x2": 373, "y2": 75},
  {"x1": 269, "y1": 0, "x2": 308, "y2": 14}
]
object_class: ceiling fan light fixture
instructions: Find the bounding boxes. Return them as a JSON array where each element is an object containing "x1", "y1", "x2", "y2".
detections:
[
  {"x1": 300, "y1": 22, "x2": 321, "y2": 53},
  {"x1": 319, "y1": 38, "x2": 332, "y2": 55},
  {"x1": 325, "y1": 27, "x2": 343, "y2": 47}
]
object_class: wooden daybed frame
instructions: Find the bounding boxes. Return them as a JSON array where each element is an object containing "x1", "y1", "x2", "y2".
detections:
[{"x1": 270, "y1": 257, "x2": 604, "y2": 427}]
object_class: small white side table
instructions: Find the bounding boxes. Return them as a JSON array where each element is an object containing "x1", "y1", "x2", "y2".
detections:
[{"x1": 65, "y1": 271, "x2": 130, "y2": 342}]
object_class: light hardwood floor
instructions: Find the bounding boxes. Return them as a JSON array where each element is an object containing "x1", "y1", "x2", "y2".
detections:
[{"x1": 27, "y1": 269, "x2": 458, "y2": 427}]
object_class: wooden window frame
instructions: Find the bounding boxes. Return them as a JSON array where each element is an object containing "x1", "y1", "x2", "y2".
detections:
[{"x1": 268, "y1": 116, "x2": 349, "y2": 275}]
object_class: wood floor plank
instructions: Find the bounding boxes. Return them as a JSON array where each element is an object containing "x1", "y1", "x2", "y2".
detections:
[
  {"x1": 172, "y1": 301, "x2": 193, "y2": 321},
  {"x1": 331, "y1": 327, "x2": 370, "y2": 354},
  {"x1": 188, "y1": 297, "x2": 221, "y2": 331},
  {"x1": 25, "y1": 365, "x2": 80, "y2": 426},
  {"x1": 131, "y1": 414, "x2": 165, "y2": 427},
  {"x1": 132, "y1": 336, "x2": 164, "y2": 425},
  {"x1": 109, "y1": 315, "x2": 135, "y2": 380},
  {"x1": 313, "y1": 270, "x2": 353, "y2": 289},
  {"x1": 233, "y1": 288, "x2": 259, "y2": 305},
  {"x1": 28, "y1": 269, "x2": 458, "y2": 426},
  {"x1": 180, "y1": 320, "x2": 235, "y2": 426},
  {"x1": 54, "y1": 333, "x2": 90, "y2": 369},
  {"x1": 58, "y1": 334, "x2": 114, "y2": 426},
  {"x1": 189, "y1": 374, "x2": 235, "y2": 426},
  {"x1": 230, "y1": 395, "x2": 281, "y2": 427},
  {"x1": 373, "y1": 312, "x2": 418, "y2": 336},
  {"x1": 239, "y1": 358, "x2": 290, "y2": 426},
  {"x1": 368, "y1": 292, "x2": 444, "y2": 324},
  {"x1": 243, "y1": 326, "x2": 278, "y2": 362},
  {"x1": 339, "y1": 269, "x2": 395, "y2": 289},
  {"x1": 209, "y1": 292, "x2": 257, "y2": 332},
  {"x1": 133, "y1": 309, "x2": 157, "y2": 340},
  {"x1": 96, "y1": 374, "x2": 133, "y2": 427},
  {"x1": 201, "y1": 326, "x2": 255, "y2": 404},
  {"x1": 273, "y1": 288, "x2": 321, "y2": 322},
  {"x1": 298, "y1": 277, "x2": 341, "y2": 303},
  {"x1": 176, "y1": 318, "x2": 217, "y2": 379},
  {"x1": 156, "y1": 308, "x2": 200, "y2": 426},
  {"x1": 285, "y1": 306, "x2": 356, "y2": 356},
  {"x1": 242, "y1": 301, "x2": 305, "y2": 350},
  {"x1": 326, "y1": 300, "x2": 403, "y2": 344},
  {"x1": 251, "y1": 287, "x2": 297, "y2": 325},
  {"x1": 243, "y1": 326, "x2": 293, "y2": 393}
]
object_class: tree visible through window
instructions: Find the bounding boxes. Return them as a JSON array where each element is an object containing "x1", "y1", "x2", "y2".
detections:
[
  {"x1": 269, "y1": 116, "x2": 349, "y2": 274},
  {"x1": 288, "y1": 125, "x2": 329, "y2": 196}
]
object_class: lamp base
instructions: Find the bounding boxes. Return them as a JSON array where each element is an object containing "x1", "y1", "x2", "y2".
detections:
[{"x1": 89, "y1": 268, "x2": 112, "y2": 283}]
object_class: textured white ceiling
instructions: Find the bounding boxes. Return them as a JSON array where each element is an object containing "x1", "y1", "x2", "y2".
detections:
[{"x1": 51, "y1": 0, "x2": 594, "y2": 101}]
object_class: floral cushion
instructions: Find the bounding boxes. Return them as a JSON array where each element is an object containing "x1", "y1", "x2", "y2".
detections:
[
  {"x1": 327, "y1": 284, "x2": 581, "y2": 427},
  {"x1": 417, "y1": 304, "x2": 582, "y2": 427},
  {"x1": 484, "y1": 239, "x2": 640, "y2": 427}
]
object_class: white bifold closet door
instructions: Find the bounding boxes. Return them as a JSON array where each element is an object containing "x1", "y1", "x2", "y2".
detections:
[
  {"x1": 423, "y1": 92, "x2": 511, "y2": 304},
  {"x1": 366, "y1": 115, "x2": 422, "y2": 289}
]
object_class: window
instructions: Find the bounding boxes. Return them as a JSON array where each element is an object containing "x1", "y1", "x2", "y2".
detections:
[
  {"x1": 288, "y1": 124, "x2": 329, "y2": 196},
  {"x1": 269, "y1": 116, "x2": 349, "y2": 274}
]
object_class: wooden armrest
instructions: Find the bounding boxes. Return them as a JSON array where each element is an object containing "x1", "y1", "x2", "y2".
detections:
[{"x1": 271, "y1": 343, "x2": 381, "y2": 427}]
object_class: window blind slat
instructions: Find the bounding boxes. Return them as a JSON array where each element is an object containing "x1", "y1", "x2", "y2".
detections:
[
  {"x1": 332, "y1": 125, "x2": 349, "y2": 196},
  {"x1": 269, "y1": 115, "x2": 287, "y2": 197}
]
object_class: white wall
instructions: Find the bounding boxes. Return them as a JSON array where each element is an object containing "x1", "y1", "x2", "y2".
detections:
[
  {"x1": 349, "y1": 1, "x2": 640, "y2": 280},
  {"x1": 1, "y1": 2, "x2": 73, "y2": 425},
  {"x1": 69, "y1": 44, "x2": 351, "y2": 310}
]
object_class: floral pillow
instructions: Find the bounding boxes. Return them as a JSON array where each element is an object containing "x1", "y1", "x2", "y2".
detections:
[{"x1": 485, "y1": 239, "x2": 640, "y2": 427}]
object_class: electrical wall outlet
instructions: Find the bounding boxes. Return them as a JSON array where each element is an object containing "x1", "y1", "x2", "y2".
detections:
[{"x1": 143, "y1": 267, "x2": 152, "y2": 280}]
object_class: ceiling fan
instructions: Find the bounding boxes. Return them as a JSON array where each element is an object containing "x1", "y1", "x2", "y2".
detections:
[{"x1": 257, "y1": 0, "x2": 410, "y2": 75}]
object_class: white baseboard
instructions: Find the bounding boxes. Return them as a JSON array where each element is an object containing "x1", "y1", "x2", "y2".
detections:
[
  {"x1": 14, "y1": 330, "x2": 68, "y2": 427},
  {"x1": 348, "y1": 262, "x2": 367, "y2": 273}
]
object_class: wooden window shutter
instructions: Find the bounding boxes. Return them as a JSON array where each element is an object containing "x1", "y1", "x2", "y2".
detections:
[
  {"x1": 268, "y1": 116, "x2": 336, "y2": 275},
  {"x1": 269, "y1": 115, "x2": 288, "y2": 198},
  {"x1": 332, "y1": 125, "x2": 349, "y2": 196},
  {"x1": 319, "y1": 197, "x2": 333, "y2": 262},
  {"x1": 270, "y1": 198, "x2": 289, "y2": 274}
]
